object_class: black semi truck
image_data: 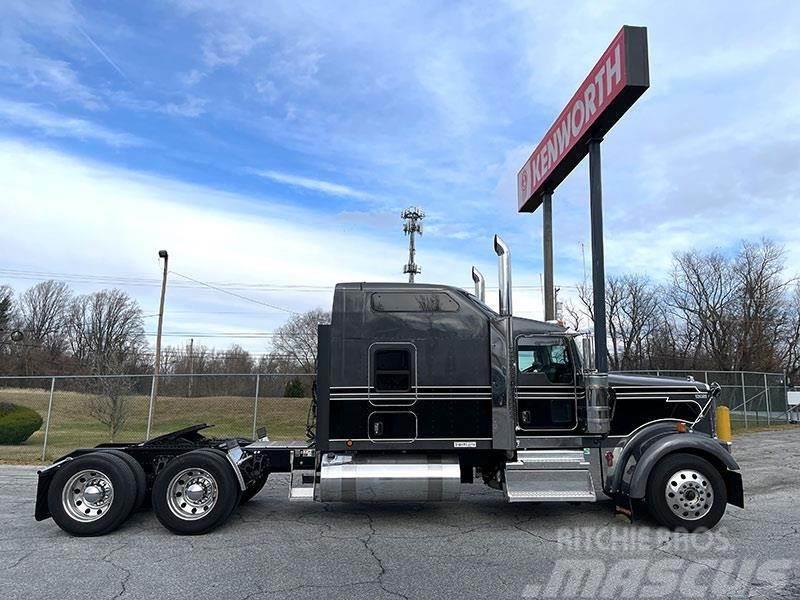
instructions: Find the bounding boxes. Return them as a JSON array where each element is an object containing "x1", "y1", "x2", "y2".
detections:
[{"x1": 34, "y1": 236, "x2": 742, "y2": 536}]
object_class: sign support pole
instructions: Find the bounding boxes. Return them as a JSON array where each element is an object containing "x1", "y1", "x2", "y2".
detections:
[
  {"x1": 542, "y1": 191, "x2": 555, "y2": 321},
  {"x1": 588, "y1": 138, "x2": 608, "y2": 373}
]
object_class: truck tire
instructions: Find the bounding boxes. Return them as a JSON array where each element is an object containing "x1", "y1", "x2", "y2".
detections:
[
  {"x1": 98, "y1": 449, "x2": 147, "y2": 511},
  {"x1": 240, "y1": 473, "x2": 269, "y2": 504},
  {"x1": 151, "y1": 449, "x2": 240, "y2": 535},
  {"x1": 646, "y1": 452, "x2": 727, "y2": 532},
  {"x1": 47, "y1": 453, "x2": 137, "y2": 536}
]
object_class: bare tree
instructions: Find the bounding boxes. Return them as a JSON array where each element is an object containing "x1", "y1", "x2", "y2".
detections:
[
  {"x1": 270, "y1": 309, "x2": 330, "y2": 374},
  {"x1": 667, "y1": 249, "x2": 739, "y2": 370},
  {"x1": 19, "y1": 280, "x2": 71, "y2": 353},
  {"x1": 783, "y1": 283, "x2": 800, "y2": 383},
  {"x1": 68, "y1": 289, "x2": 147, "y2": 372},
  {"x1": 87, "y1": 370, "x2": 134, "y2": 441},
  {"x1": 734, "y1": 239, "x2": 791, "y2": 372},
  {"x1": 612, "y1": 275, "x2": 663, "y2": 370},
  {"x1": 0, "y1": 285, "x2": 13, "y2": 331}
]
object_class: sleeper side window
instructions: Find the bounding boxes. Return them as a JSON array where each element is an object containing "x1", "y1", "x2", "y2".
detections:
[
  {"x1": 373, "y1": 348, "x2": 412, "y2": 391},
  {"x1": 371, "y1": 292, "x2": 459, "y2": 312}
]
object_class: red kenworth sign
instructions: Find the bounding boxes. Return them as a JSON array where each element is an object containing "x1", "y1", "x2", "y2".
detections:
[{"x1": 517, "y1": 26, "x2": 649, "y2": 212}]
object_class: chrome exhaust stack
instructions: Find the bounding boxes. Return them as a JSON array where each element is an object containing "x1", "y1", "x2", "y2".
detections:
[
  {"x1": 493, "y1": 235, "x2": 512, "y2": 316},
  {"x1": 471, "y1": 266, "x2": 485, "y2": 303}
]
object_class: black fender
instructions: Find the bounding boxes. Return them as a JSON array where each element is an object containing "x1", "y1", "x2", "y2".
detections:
[{"x1": 627, "y1": 432, "x2": 743, "y2": 508}]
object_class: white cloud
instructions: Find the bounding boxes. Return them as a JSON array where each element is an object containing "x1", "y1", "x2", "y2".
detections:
[
  {"x1": 0, "y1": 139, "x2": 535, "y2": 351},
  {"x1": 0, "y1": 1, "x2": 106, "y2": 110},
  {"x1": 161, "y1": 96, "x2": 208, "y2": 118},
  {"x1": 180, "y1": 69, "x2": 207, "y2": 87},
  {"x1": 201, "y1": 27, "x2": 267, "y2": 68},
  {"x1": 251, "y1": 169, "x2": 372, "y2": 201},
  {"x1": 0, "y1": 100, "x2": 145, "y2": 147}
]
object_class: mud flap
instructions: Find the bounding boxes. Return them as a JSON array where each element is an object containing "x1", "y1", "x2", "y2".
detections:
[{"x1": 614, "y1": 495, "x2": 634, "y2": 523}]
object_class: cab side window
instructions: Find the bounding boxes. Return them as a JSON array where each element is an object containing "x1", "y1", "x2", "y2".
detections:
[{"x1": 518, "y1": 340, "x2": 574, "y2": 384}]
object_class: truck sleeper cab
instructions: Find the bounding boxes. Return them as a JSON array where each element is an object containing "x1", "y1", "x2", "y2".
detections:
[{"x1": 34, "y1": 236, "x2": 742, "y2": 537}]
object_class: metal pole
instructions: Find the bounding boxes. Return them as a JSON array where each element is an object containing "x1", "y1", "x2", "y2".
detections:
[
  {"x1": 588, "y1": 138, "x2": 607, "y2": 373},
  {"x1": 187, "y1": 337, "x2": 194, "y2": 398},
  {"x1": 542, "y1": 191, "x2": 555, "y2": 321},
  {"x1": 252, "y1": 373, "x2": 260, "y2": 439},
  {"x1": 408, "y1": 226, "x2": 416, "y2": 283},
  {"x1": 784, "y1": 372, "x2": 790, "y2": 424},
  {"x1": 764, "y1": 373, "x2": 771, "y2": 426},
  {"x1": 741, "y1": 371, "x2": 748, "y2": 429},
  {"x1": 147, "y1": 250, "x2": 169, "y2": 440},
  {"x1": 41, "y1": 377, "x2": 55, "y2": 461}
]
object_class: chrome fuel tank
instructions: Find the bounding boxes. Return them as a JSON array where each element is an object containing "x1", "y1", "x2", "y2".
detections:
[{"x1": 317, "y1": 453, "x2": 461, "y2": 502}]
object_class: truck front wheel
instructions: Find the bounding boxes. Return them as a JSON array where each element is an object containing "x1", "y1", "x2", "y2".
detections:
[
  {"x1": 151, "y1": 449, "x2": 240, "y2": 535},
  {"x1": 646, "y1": 452, "x2": 727, "y2": 532}
]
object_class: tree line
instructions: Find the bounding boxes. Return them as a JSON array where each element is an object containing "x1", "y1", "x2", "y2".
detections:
[
  {"x1": 0, "y1": 280, "x2": 329, "y2": 381},
  {"x1": 565, "y1": 239, "x2": 800, "y2": 381},
  {"x1": 2, "y1": 238, "x2": 799, "y2": 383}
]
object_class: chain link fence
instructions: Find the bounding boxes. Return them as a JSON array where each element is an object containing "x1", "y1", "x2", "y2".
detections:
[
  {"x1": 0, "y1": 370, "x2": 796, "y2": 464},
  {"x1": 0, "y1": 373, "x2": 314, "y2": 463},
  {"x1": 617, "y1": 370, "x2": 797, "y2": 428}
]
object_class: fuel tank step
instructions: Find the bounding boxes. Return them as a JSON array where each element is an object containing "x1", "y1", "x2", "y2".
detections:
[
  {"x1": 507, "y1": 449, "x2": 590, "y2": 470},
  {"x1": 504, "y1": 449, "x2": 597, "y2": 502},
  {"x1": 289, "y1": 449, "x2": 316, "y2": 502}
]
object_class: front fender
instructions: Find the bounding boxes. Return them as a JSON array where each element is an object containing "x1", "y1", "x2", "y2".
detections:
[{"x1": 628, "y1": 432, "x2": 743, "y2": 507}]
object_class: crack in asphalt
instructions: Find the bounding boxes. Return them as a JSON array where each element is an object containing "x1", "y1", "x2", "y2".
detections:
[
  {"x1": 101, "y1": 543, "x2": 132, "y2": 600},
  {"x1": 361, "y1": 512, "x2": 410, "y2": 600}
]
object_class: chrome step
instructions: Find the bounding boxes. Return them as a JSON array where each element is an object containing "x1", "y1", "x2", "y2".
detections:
[
  {"x1": 289, "y1": 469, "x2": 315, "y2": 501},
  {"x1": 507, "y1": 449, "x2": 590, "y2": 470},
  {"x1": 505, "y1": 469, "x2": 596, "y2": 502},
  {"x1": 289, "y1": 449, "x2": 316, "y2": 502}
]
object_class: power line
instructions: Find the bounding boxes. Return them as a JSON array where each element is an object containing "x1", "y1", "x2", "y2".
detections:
[
  {"x1": 168, "y1": 271, "x2": 298, "y2": 315},
  {"x1": 1, "y1": 266, "x2": 583, "y2": 292}
]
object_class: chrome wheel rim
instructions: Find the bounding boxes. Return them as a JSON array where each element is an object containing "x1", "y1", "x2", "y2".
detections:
[
  {"x1": 166, "y1": 468, "x2": 218, "y2": 520},
  {"x1": 664, "y1": 468, "x2": 713, "y2": 521},
  {"x1": 62, "y1": 469, "x2": 114, "y2": 522}
]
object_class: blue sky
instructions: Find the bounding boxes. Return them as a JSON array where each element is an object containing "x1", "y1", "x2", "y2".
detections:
[{"x1": 2, "y1": 1, "x2": 800, "y2": 354}]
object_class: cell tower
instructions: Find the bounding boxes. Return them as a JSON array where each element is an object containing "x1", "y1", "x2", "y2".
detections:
[{"x1": 402, "y1": 206, "x2": 424, "y2": 283}]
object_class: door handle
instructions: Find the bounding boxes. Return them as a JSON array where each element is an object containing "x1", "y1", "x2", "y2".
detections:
[
  {"x1": 521, "y1": 410, "x2": 531, "y2": 425},
  {"x1": 373, "y1": 420, "x2": 384, "y2": 436}
]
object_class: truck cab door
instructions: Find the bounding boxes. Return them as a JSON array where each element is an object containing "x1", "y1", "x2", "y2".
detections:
[{"x1": 515, "y1": 336, "x2": 578, "y2": 431}]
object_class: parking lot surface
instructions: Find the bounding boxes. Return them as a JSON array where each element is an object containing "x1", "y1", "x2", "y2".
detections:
[{"x1": 1, "y1": 429, "x2": 799, "y2": 599}]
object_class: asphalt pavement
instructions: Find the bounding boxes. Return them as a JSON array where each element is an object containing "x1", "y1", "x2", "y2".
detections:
[{"x1": 1, "y1": 429, "x2": 799, "y2": 599}]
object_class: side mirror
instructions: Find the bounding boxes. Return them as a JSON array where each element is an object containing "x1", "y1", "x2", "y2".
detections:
[
  {"x1": 581, "y1": 335, "x2": 595, "y2": 371},
  {"x1": 10, "y1": 330, "x2": 23, "y2": 343}
]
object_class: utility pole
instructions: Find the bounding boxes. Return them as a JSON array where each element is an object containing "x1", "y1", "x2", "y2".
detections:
[
  {"x1": 147, "y1": 249, "x2": 169, "y2": 440},
  {"x1": 402, "y1": 207, "x2": 424, "y2": 283},
  {"x1": 187, "y1": 337, "x2": 194, "y2": 398}
]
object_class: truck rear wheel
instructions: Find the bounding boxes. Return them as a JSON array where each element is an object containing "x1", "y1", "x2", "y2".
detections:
[
  {"x1": 98, "y1": 449, "x2": 147, "y2": 511},
  {"x1": 646, "y1": 452, "x2": 727, "y2": 532},
  {"x1": 151, "y1": 449, "x2": 240, "y2": 535},
  {"x1": 48, "y1": 453, "x2": 137, "y2": 536}
]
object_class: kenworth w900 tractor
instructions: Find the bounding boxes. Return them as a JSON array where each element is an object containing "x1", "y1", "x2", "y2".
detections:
[{"x1": 34, "y1": 236, "x2": 741, "y2": 536}]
